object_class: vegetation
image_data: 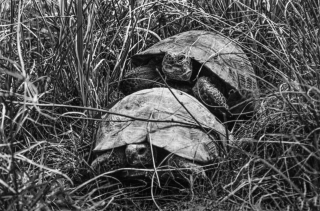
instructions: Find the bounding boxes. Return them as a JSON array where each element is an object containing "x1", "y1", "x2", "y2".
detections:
[{"x1": 0, "y1": 0, "x2": 319, "y2": 210}]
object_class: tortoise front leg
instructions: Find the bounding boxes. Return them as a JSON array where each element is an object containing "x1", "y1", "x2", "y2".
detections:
[
  {"x1": 120, "y1": 65, "x2": 163, "y2": 95},
  {"x1": 166, "y1": 155, "x2": 206, "y2": 178},
  {"x1": 192, "y1": 76, "x2": 229, "y2": 112},
  {"x1": 91, "y1": 148, "x2": 126, "y2": 174}
]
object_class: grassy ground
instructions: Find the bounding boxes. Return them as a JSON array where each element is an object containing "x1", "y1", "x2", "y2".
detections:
[{"x1": 0, "y1": 0, "x2": 319, "y2": 210}]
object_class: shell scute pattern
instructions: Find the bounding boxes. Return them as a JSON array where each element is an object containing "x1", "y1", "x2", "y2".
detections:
[
  {"x1": 124, "y1": 30, "x2": 259, "y2": 120},
  {"x1": 228, "y1": 67, "x2": 238, "y2": 87},
  {"x1": 92, "y1": 88, "x2": 228, "y2": 177},
  {"x1": 238, "y1": 73, "x2": 247, "y2": 91},
  {"x1": 204, "y1": 141, "x2": 218, "y2": 159}
]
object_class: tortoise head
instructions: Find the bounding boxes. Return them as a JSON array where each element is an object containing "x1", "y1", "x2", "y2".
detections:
[
  {"x1": 162, "y1": 51, "x2": 193, "y2": 81},
  {"x1": 125, "y1": 143, "x2": 157, "y2": 167}
]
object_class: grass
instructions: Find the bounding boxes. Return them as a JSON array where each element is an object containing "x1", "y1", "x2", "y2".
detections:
[{"x1": 0, "y1": 0, "x2": 319, "y2": 210}]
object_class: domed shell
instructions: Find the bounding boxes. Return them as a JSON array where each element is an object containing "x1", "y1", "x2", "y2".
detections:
[
  {"x1": 94, "y1": 88, "x2": 228, "y2": 163},
  {"x1": 131, "y1": 30, "x2": 259, "y2": 105}
]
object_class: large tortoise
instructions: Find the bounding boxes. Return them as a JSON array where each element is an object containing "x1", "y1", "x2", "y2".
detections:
[
  {"x1": 121, "y1": 30, "x2": 259, "y2": 120},
  {"x1": 91, "y1": 88, "x2": 230, "y2": 178}
]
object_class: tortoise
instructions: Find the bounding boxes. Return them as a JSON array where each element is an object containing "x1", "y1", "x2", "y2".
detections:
[
  {"x1": 91, "y1": 88, "x2": 230, "y2": 178},
  {"x1": 121, "y1": 30, "x2": 259, "y2": 120}
]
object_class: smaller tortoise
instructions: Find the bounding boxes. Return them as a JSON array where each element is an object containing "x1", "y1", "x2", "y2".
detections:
[
  {"x1": 91, "y1": 88, "x2": 230, "y2": 178},
  {"x1": 121, "y1": 30, "x2": 259, "y2": 120}
]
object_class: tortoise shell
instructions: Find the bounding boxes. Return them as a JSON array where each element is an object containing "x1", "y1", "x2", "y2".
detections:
[
  {"x1": 131, "y1": 30, "x2": 259, "y2": 112},
  {"x1": 94, "y1": 88, "x2": 228, "y2": 163}
]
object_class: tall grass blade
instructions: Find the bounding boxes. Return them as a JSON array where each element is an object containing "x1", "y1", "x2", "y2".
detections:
[{"x1": 76, "y1": 0, "x2": 86, "y2": 106}]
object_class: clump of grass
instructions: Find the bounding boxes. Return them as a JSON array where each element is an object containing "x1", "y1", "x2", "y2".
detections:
[{"x1": 0, "y1": 0, "x2": 319, "y2": 210}]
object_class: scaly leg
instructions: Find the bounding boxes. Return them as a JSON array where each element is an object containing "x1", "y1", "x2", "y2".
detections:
[
  {"x1": 120, "y1": 65, "x2": 162, "y2": 95},
  {"x1": 192, "y1": 76, "x2": 229, "y2": 111},
  {"x1": 91, "y1": 148, "x2": 126, "y2": 174}
]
